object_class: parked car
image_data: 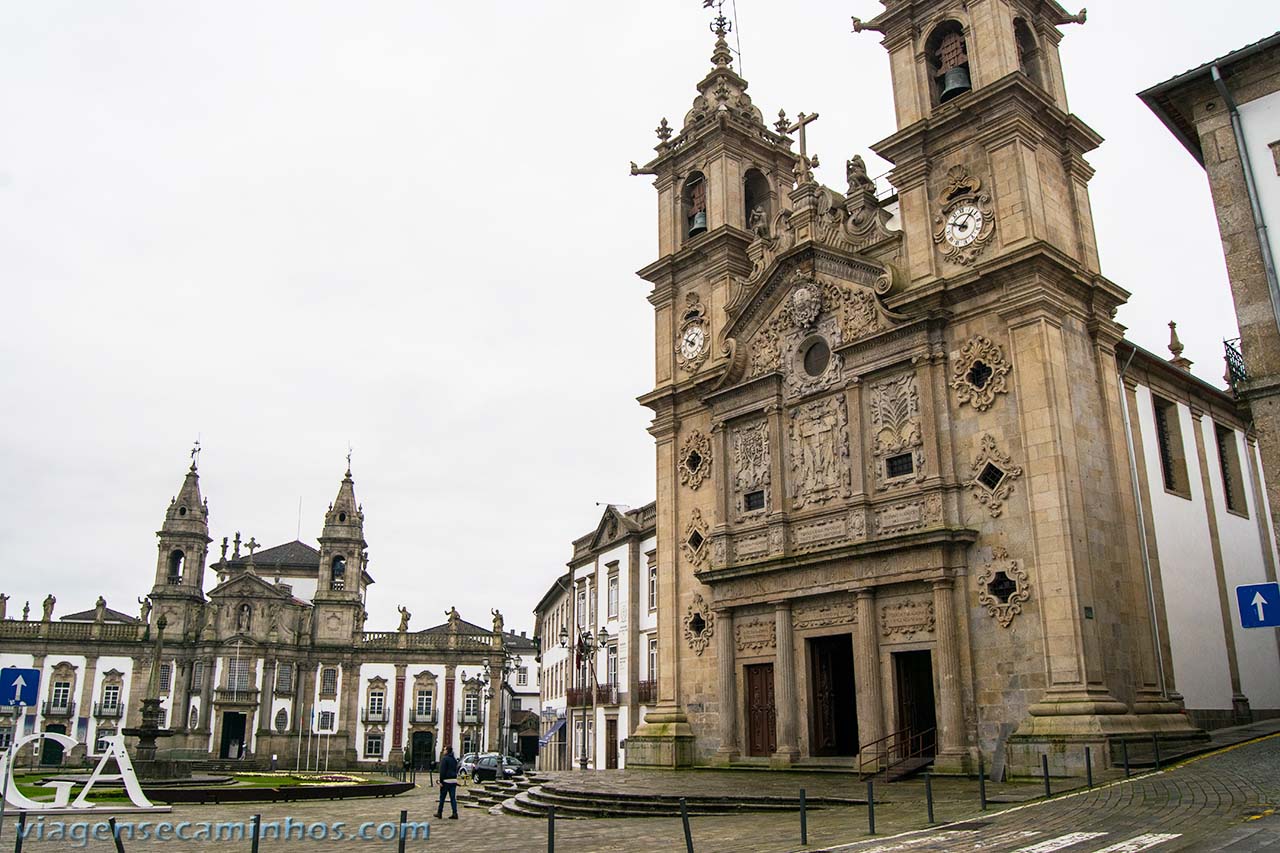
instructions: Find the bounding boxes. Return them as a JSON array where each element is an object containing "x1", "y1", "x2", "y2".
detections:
[
  {"x1": 473, "y1": 753, "x2": 520, "y2": 782},
  {"x1": 458, "y1": 752, "x2": 479, "y2": 778},
  {"x1": 502, "y1": 755, "x2": 525, "y2": 776}
]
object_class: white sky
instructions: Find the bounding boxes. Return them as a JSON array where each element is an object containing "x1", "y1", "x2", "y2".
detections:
[{"x1": 1, "y1": 1, "x2": 1276, "y2": 635}]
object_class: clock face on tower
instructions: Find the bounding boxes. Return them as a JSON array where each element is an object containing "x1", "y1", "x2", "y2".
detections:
[
  {"x1": 944, "y1": 204, "x2": 984, "y2": 248},
  {"x1": 680, "y1": 325, "x2": 706, "y2": 361}
]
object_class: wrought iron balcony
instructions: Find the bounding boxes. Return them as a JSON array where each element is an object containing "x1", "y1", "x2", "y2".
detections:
[
  {"x1": 94, "y1": 702, "x2": 122, "y2": 718},
  {"x1": 636, "y1": 680, "x2": 657, "y2": 704},
  {"x1": 457, "y1": 709, "x2": 481, "y2": 725},
  {"x1": 594, "y1": 684, "x2": 619, "y2": 705},
  {"x1": 1225, "y1": 338, "x2": 1250, "y2": 394},
  {"x1": 565, "y1": 687, "x2": 591, "y2": 708},
  {"x1": 0, "y1": 705, "x2": 20, "y2": 717},
  {"x1": 411, "y1": 708, "x2": 437, "y2": 724},
  {"x1": 361, "y1": 708, "x2": 388, "y2": 723},
  {"x1": 41, "y1": 700, "x2": 75, "y2": 717}
]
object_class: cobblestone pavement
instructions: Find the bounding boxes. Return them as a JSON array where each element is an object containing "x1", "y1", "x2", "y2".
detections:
[{"x1": 1, "y1": 733, "x2": 1277, "y2": 852}]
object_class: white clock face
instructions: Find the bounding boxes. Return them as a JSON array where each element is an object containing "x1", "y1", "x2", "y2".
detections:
[
  {"x1": 945, "y1": 203, "x2": 984, "y2": 248},
  {"x1": 680, "y1": 324, "x2": 706, "y2": 360}
]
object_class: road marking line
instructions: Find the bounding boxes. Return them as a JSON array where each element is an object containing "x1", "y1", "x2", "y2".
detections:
[
  {"x1": 970, "y1": 831, "x2": 1044, "y2": 849},
  {"x1": 828, "y1": 828, "x2": 1038, "y2": 852},
  {"x1": 1089, "y1": 834, "x2": 1181, "y2": 853},
  {"x1": 1010, "y1": 833, "x2": 1108, "y2": 853},
  {"x1": 837, "y1": 831, "x2": 977, "y2": 851}
]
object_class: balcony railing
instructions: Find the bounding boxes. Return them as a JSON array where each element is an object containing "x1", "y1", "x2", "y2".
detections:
[
  {"x1": 166, "y1": 575, "x2": 183, "y2": 586},
  {"x1": 457, "y1": 709, "x2": 481, "y2": 725},
  {"x1": 273, "y1": 683, "x2": 294, "y2": 696},
  {"x1": 1225, "y1": 338, "x2": 1250, "y2": 394},
  {"x1": 0, "y1": 705, "x2": 21, "y2": 717},
  {"x1": 566, "y1": 687, "x2": 591, "y2": 708},
  {"x1": 636, "y1": 680, "x2": 657, "y2": 704},
  {"x1": 213, "y1": 688, "x2": 260, "y2": 705},
  {"x1": 411, "y1": 708, "x2": 437, "y2": 724},
  {"x1": 595, "y1": 684, "x2": 619, "y2": 705},
  {"x1": 42, "y1": 700, "x2": 75, "y2": 717},
  {"x1": 94, "y1": 702, "x2": 122, "y2": 718},
  {"x1": 361, "y1": 708, "x2": 388, "y2": 723}
]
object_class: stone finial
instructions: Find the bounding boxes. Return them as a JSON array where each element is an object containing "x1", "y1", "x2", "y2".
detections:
[
  {"x1": 655, "y1": 118, "x2": 672, "y2": 143},
  {"x1": 1168, "y1": 321, "x2": 1193, "y2": 371},
  {"x1": 709, "y1": 10, "x2": 733, "y2": 69}
]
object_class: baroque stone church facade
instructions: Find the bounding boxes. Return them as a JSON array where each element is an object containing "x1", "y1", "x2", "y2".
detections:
[
  {"x1": 0, "y1": 460, "x2": 535, "y2": 769},
  {"x1": 623, "y1": 1, "x2": 1280, "y2": 776}
]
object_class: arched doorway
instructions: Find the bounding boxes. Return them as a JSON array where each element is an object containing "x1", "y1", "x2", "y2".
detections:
[
  {"x1": 411, "y1": 730, "x2": 435, "y2": 770},
  {"x1": 40, "y1": 725, "x2": 67, "y2": 766}
]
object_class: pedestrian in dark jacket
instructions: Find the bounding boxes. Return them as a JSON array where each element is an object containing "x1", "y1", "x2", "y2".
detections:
[{"x1": 436, "y1": 746, "x2": 459, "y2": 819}]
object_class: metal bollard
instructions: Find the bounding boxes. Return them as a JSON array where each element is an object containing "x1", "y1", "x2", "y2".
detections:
[
  {"x1": 14, "y1": 812, "x2": 25, "y2": 853},
  {"x1": 1085, "y1": 747, "x2": 1093, "y2": 789},
  {"x1": 800, "y1": 788, "x2": 808, "y2": 845},
  {"x1": 251, "y1": 814, "x2": 261, "y2": 853},
  {"x1": 867, "y1": 779, "x2": 876, "y2": 835},
  {"x1": 924, "y1": 771, "x2": 935, "y2": 824},
  {"x1": 1153, "y1": 733, "x2": 1161, "y2": 770},
  {"x1": 1122, "y1": 739, "x2": 1130, "y2": 778},
  {"x1": 680, "y1": 797, "x2": 694, "y2": 853},
  {"x1": 548, "y1": 806, "x2": 555, "y2": 853},
  {"x1": 107, "y1": 817, "x2": 127, "y2": 853},
  {"x1": 978, "y1": 753, "x2": 988, "y2": 811},
  {"x1": 396, "y1": 809, "x2": 407, "y2": 853},
  {"x1": 1042, "y1": 754, "x2": 1051, "y2": 798}
]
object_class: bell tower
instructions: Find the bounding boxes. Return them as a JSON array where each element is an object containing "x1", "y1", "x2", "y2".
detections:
[
  {"x1": 150, "y1": 449, "x2": 212, "y2": 637},
  {"x1": 311, "y1": 462, "x2": 371, "y2": 645}
]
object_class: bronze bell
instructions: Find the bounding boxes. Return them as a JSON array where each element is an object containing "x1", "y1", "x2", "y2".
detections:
[
  {"x1": 939, "y1": 66, "x2": 972, "y2": 102},
  {"x1": 689, "y1": 211, "x2": 708, "y2": 236}
]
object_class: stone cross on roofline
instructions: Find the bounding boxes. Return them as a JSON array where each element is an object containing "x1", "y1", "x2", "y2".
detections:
[{"x1": 787, "y1": 111, "x2": 821, "y2": 183}]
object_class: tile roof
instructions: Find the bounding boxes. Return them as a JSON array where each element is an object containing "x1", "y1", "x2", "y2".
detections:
[{"x1": 226, "y1": 540, "x2": 320, "y2": 569}]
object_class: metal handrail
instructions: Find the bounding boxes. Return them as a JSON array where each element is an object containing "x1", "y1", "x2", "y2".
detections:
[{"x1": 858, "y1": 726, "x2": 936, "y2": 779}]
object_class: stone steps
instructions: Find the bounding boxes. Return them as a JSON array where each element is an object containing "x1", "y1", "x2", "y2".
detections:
[{"x1": 499, "y1": 783, "x2": 865, "y2": 819}]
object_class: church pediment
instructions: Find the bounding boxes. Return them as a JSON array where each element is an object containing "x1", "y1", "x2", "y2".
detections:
[
  {"x1": 207, "y1": 572, "x2": 294, "y2": 602},
  {"x1": 718, "y1": 248, "x2": 907, "y2": 392},
  {"x1": 588, "y1": 505, "x2": 638, "y2": 551}
]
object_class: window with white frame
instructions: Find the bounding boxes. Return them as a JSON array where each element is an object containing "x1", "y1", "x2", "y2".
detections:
[
  {"x1": 517, "y1": 667, "x2": 528, "y2": 687},
  {"x1": 275, "y1": 662, "x2": 293, "y2": 693},
  {"x1": 512, "y1": 698, "x2": 522, "y2": 711},
  {"x1": 51, "y1": 681, "x2": 71, "y2": 709},
  {"x1": 101, "y1": 683, "x2": 120, "y2": 711},
  {"x1": 0, "y1": 729, "x2": 12, "y2": 750},
  {"x1": 649, "y1": 566, "x2": 657, "y2": 611},
  {"x1": 318, "y1": 710, "x2": 335, "y2": 731},
  {"x1": 95, "y1": 728, "x2": 115, "y2": 752},
  {"x1": 648, "y1": 636, "x2": 658, "y2": 680},
  {"x1": 159, "y1": 664, "x2": 172, "y2": 692},
  {"x1": 368, "y1": 689, "x2": 385, "y2": 717},
  {"x1": 364, "y1": 731, "x2": 383, "y2": 757},
  {"x1": 464, "y1": 693, "x2": 478, "y2": 717},
  {"x1": 577, "y1": 588, "x2": 586, "y2": 627},
  {"x1": 191, "y1": 660, "x2": 204, "y2": 686},
  {"x1": 320, "y1": 667, "x2": 338, "y2": 697},
  {"x1": 608, "y1": 573, "x2": 619, "y2": 618},
  {"x1": 227, "y1": 659, "x2": 250, "y2": 691},
  {"x1": 415, "y1": 689, "x2": 433, "y2": 716},
  {"x1": 607, "y1": 645, "x2": 619, "y2": 687}
]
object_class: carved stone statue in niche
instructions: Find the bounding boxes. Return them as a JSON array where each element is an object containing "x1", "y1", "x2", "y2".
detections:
[
  {"x1": 870, "y1": 372, "x2": 925, "y2": 489},
  {"x1": 732, "y1": 421, "x2": 770, "y2": 516},
  {"x1": 789, "y1": 394, "x2": 852, "y2": 508}
]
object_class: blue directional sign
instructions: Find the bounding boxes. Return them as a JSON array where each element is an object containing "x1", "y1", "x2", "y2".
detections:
[
  {"x1": 1237, "y1": 582, "x2": 1280, "y2": 629},
  {"x1": 0, "y1": 667, "x2": 39, "y2": 707}
]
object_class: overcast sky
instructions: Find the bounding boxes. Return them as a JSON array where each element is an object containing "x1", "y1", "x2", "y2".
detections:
[{"x1": 1, "y1": 1, "x2": 1276, "y2": 635}]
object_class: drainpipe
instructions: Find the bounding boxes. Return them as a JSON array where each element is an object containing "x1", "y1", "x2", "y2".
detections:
[
  {"x1": 1212, "y1": 64, "x2": 1280, "y2": 339},
  {"x1": 1118, "y1": 348, "x2": 1169, "y2": 698}
]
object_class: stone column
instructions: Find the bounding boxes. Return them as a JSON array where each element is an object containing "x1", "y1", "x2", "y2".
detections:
[
  {"x1": 931, "y1": 578, "x2": 967, "y2": 770},
  {"x1": 712, "y1": 608, "x2": 739, "y2": 765},
  {"x1": 854, "y1": 588, "x2": 885, "y2": 761},
  {"x1": 442, "y1": 663, "x2": 457, "y2": 755},
  {"x1": 341, "y1": 658, "x2": 362, "y2": 764},
  {"x1": 390, "y1": 663, "x2": 407, "y2": 765},
  {"x1": 199, "y1": 656, "x2": 214, "y2": 732},
  {"x1": 257, "y1": 658, "x2": 275, "y2": 735},
  {"x1": 771, "y1": 602, "x2": 799, "y2": 766},
  {"x1": 76, "y1": 656, "x2": 99, "y2": 762}
]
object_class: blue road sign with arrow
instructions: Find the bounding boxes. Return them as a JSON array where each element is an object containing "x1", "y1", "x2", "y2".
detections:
[
  {"x1": 1237, "y1": 582, "x2": 1280, "y2": 629},
  {"x1": 0, "y1": 667, "x2": 39, "y2": 707}
]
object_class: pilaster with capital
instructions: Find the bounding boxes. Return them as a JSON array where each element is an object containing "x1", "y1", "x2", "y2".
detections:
[
  {"x1": 712, "y1": 608, "x2": 739, "y2": 765},
  {"x1": 771, "y1": 602, "x2": 799, "y2": 766},
  {"x1": 854, "y1": 588, "x2": 885, "y2": 759},
  {"x1": 931, "y1": 579, "x2": 967, "y2": 768}
]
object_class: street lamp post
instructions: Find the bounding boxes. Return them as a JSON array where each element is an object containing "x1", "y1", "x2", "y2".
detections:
[
  {"x1": 560, "y1": 625, "x2": 609, "y2": 770},
  {"x1": 482, "y1": 650, "x2": 523, "y2": 760}
]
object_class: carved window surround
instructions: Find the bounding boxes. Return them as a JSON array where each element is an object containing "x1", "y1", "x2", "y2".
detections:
[
  {"x1": 683, "y1": 594, "x2": 715, "y2": 656},
  {"x1": 967, "y1": 434, "x2": 1023, "y2": 517},
  {"x1": 870, "y1": 372, "x2": 925, "y2": 490},
  {"x1": 951, "y1": 335, "x2": 1011, "y2": 412},
  {"x1": 678, "y1": 430, "x2": 713, "y2": 489},
  {"x1": 682, "y1": 509, "x2": 711, "y2": 566},
  {"x1": 977, "y1": 547, "x2": 1031, "y2": 627}
]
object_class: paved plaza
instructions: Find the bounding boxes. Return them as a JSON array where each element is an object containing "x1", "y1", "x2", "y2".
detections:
[{"x1": 2, "y1": 730, "x2": 1279, "y2": 851}]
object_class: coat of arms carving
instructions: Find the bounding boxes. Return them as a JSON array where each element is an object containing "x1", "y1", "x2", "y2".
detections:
[{"x1": 789, "y1": 394, "x2": 852, "y2": 509}]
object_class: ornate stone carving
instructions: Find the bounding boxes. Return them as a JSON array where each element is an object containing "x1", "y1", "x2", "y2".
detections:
[
  {"x1": 951, "y1": 335, "x2": 1011, "y2": 412},
  {"x1": 683, "y1": 593, "x2": 715, "y2": 656},
  {"x1": 735, "y1": 618, "x2": 776, "y2": 653},
  {"x1": 968, "y1": 435, "x2": 1023, "y2": 518},
  {"x1": 793, "y1": 594, "x2": 857, "y2": 630},
  {"x1": 847, "y1": 508, "x2": 868, "y2": 541},
  {"x1": 874, "y1": 494, "x2": 944, "y2": 536},
  {"x1": 790, "y1": 283, "x2": 822, "y2": 329},
  {"x1": 682, "y1": 508, "x2": 711, "y2": 566},
  {"x1": 933, "y1": 165, "x2": 997, "y2": 266},
  {"x1": 792, "y1": 515, "x2": 847, "y2": 550},
  {"x1": 977, "y1": 547, "x2": 1032, "y2": 628},
  {"x1": 732, "y1": 420, "x2": 770, "y2": 517},
  {"x1": 678, "y1": 430, "x2": 713, "y2": 490},
  {"x1": 870, "y1": 372, "x2": 925, "y2": 489},
  {"x1": 881, "y1": 600, "x2": 935, "y2": 637},
  {"x1": 711, "y1": 535, "x2": 728, "y2": 566},
  {"x1": 768, "y1": 525, "x2": 786, "y2": 554},
  {"x1": 733, "y1": 530, "x2": 769, "y2": 560},
  {"x1": 789, "y1": 394, "x2": 852, "y2": 509}
]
